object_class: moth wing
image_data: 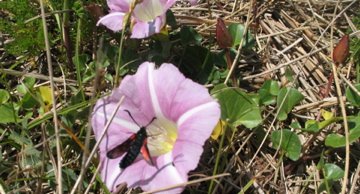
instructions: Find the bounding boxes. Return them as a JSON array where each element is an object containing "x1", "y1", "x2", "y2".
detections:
[
  {"x1": 106, "y1": 134, "x2": 136, "y2": 159},
  {"x1": 140, "y1": 139, "x2": 154, "y2": 166}
]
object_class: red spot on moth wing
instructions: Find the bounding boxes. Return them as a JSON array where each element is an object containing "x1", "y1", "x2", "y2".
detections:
[{"x1": 140, "y1": 139, "x2": 154, "y2": 166}]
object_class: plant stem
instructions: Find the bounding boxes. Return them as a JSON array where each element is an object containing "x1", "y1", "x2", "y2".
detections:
[
  {"x1": 114, "y1": 29, "x2": 127, "y2": 87},
  {"x1": 208, "y1": 121, "x2": 227, "y2": 194},
  {"x1": 332, "y1": 64, "x2": 350, "y2": 194},
  {"x1": 75, "y1": 17, "x2": 84, "y2": 95},
  {"x1": 39, "y1": 0, "x2": 62, "y2": 193},
  {"x1": 62, "y1": 0, "x2": 74, "y2": 71}
]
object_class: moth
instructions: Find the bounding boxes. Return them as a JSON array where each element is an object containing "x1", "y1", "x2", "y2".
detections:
[{"x1": 107, "y1": 110, "x2": 156, "y2": 169}]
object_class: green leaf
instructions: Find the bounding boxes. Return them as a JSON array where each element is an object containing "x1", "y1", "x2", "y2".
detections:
[
  {"x1": 0, "y1": 103, "x2": 18, "y2": 124},
  {"x1": 276, "y1": 87, "x2": 304, "y2": 121},
  {"x1": 0, "y1": 89, "x2": 10, "y2": 104},
  {"x1": 303, "y1": 120, "x2": 320, "y2": 133},
  {"x1": 346, "y1": 84, "x2": 360, "y2": 107},
  {"x1": 317, "y1": 152, "x2": 325, "y2": 169},
  {"x1": 21, "y1": 93, "x2": 38, "y2": 109},
  {"x1": 17, "y1": 77, "x2": 36, "y2": 95},
  {"x1": 180, "y1": 45, "x2": 214, "y2": 84},
  {"x1": 180, "y1": 26, "x2": 202, "y2": 45},
  {"x1": 9, "y1": 131, "x2": 32, "y2": 145},
  {"x1": 303, "y1": 112, "x2": 338, "y2": 133},
  {"x1": 166, "y1": 9, "x2": 177, "y2": 28},
  {"x1": 271, "y1": 129, "x2": 301, "y2": 161},
  {"x1": 290, "y1": 122, "x2": 302, "y2": 129},
  {"x1": 38, "y1": 86, "x2": 53, "y2": 111},
  {"x1": 228, "y1": 23, "x2": 255, "y2": 49},
  {"x1": 325, "y1": 116, "x2": 360, "y2": 148},
  {"x1": 27, "y1": 99, "x2": 94, "y2": 129},
  {"x1": 324, "y1": 163, "x2": 344, "y2": 180},
  {"x1": 213, "y1": 85, "x2": 262, "y2": 128},
  {"x1": 259, "y1": 80, "x2": 280, "y2": 105},
  {"x1": 285, "y1": 68, "x2": 295, "y2": 82}
]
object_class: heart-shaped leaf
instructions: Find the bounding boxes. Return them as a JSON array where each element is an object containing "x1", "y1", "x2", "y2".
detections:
[
  {"x1": 276, "y1": 87, "x2": 304, "y2": 121},
  {"x1": 0, "y1": 103, "x2": 18, "y2": 124},
  {"x1": 0, "y1": 89, "x2": 10, "y2": 104},
  {"x1": 180, "y1": 45, "x2": 214, "y2": 84},
  {"x1": 259, "y1": 80, "x2": 280, "y2": 105},
  {"x1": 303, "y1": 120, "x2": 320, "y2": 133},
  {"x1": 228, "y1": 23, "x2": 255, "y2": 49},
  {"x1": 325, "y1": 115, "x2": 360, "y2": 148},
  {"x1": 271, "y1": 129, "x2": 301, "y2": 161},
  {"x1": 324, "y1": 163, "x2": 344, "y2": 180},
  {"x1": 180, "y1": 26, "x2": 202, "y2": 45},
  {"x1": 213, "y1": 85, "x2": 262, "y2": 129},
  {"x1": 346, "y1": 83, "x2": 360, "y2": 107}
]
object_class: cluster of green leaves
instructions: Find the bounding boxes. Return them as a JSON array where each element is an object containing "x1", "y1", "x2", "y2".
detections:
[
  {"x1": 317, "y1": 155, "x2": 345, "y2": 193},
  {"x1": 212, "y1": 79, "x2": 359, "y2": 192},
  {"x1": 0, "y1": 77, "x2": 49, "y2": 190},
  {"x1": 99, "y1": 11, "x2": 255, "y2": 86},
  {"x1": 0, "y1": 0, "x2": 102, "y2": 192},
  {"x1": 0, "y1": 74, "x2": 93, "y2": 191},
  {"x1": 212, "y1": 80, "x2": 304, "y2": 159},
  {"x1": 349, "y1": 15, "x2": 360, "y2": 83},
  {"x1": 0, "y1": 1, "x2": 45, "y2": 56},
  {"x1": 203, "y1": 14, "x2": 360, "y2": 192}
]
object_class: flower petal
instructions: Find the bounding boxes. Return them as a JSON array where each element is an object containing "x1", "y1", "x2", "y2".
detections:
[
  {"x1": 115, "y1": 62, "x2": 156, "y2": 118},
  {"x1": 97, "y1": 12, "x2": 125, "y2": 32},
  {"x1": 101, "y1": 152, "x2": 185, "y2": 193},
  {"x1": 163, "y1": 0, "x2": 178, "y2": 10},
  {"x1": 107, "y1": 0, "x2": 131, "y2": 12},
  {"x1": 148, "y1": 64, "x2": 185, "y2": 119},
  {"x1": 95, "y1": 62, "x2": 157, "y2": 123},
  {"x1": 173, "y1": 101, "x2": 220, "y2": 173},
  {"x1": 140, "y1": 152, "x2": 186, "y2": 193},
  {"x1": 92, "y1": 63, "x2": 164, "y2": 154},
  {"x1": 133, "y1": 0, "x2": 164, "y2": 22},
  {"x1": 130, "y1": 16, "x2": 166, "y2": 38},
  {"x1": 150, "y1": 64, "x2": 217, "y2": 122},
  {"x1": 101, "y1": 157, "x2": 149, "y2": 191},
  {"x1": 172, "y1": 140, "x2": 204, "y2": 177},
  {"x1": 92, "y1": 97, "x2": 144, "y2": 155}
]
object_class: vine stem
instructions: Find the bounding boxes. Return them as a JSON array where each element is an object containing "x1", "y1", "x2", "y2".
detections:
[
  {"x1": 332, "y1": 63, "x2": 350, "y2": 194},
  {"x1": 208, "y1": 121, "x2": 226, "y2": 194},
  {"x1": 330, "y1": 1, "x2": 350, "y2": 193},
  {"x1": 114, "y1": 0, "x2": 139, "y2": 87},
  {"x1": 223, "y1": 0, "x2": 252, "y2": 85}
]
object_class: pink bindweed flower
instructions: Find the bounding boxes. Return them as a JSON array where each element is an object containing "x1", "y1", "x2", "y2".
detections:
[
  {"x1": 92, "y1": 62, "x2": 220, "y2": 193},
  {"x1": 97, "y1": 0, "x2": 176, "y2": 38}
]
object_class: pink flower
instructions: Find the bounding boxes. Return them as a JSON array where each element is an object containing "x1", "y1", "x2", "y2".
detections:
[
  {"x1": 92, "y1": 62, "x2": 220, "y2": 193},
  {"x1": 97, "y1": 0, "x2": 176, "y2": 38}
]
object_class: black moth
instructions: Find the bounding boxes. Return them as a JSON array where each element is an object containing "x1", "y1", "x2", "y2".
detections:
[{"x1": 107, "y1": 110, "x2": 156, "y2": 169}]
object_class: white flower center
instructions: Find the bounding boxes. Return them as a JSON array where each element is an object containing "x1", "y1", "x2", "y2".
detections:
[
  {"x1": 133, "y1": 0, "x2": 164, "y2": 22},
  {"x1": 146, "y1": 116, "x2": 177, "y2": 156}
]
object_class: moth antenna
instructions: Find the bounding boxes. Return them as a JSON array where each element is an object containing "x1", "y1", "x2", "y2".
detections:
[
  {"x1": 124, "y1": 110, "x2": 156, "y2": 127},
  {"x1": 145, "y1": 117, "x2": 156, "y2": 127},
  {"x1": 124, "y1": 109, "x2": 141, "y2": 127}
]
